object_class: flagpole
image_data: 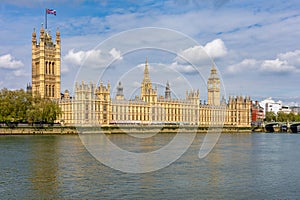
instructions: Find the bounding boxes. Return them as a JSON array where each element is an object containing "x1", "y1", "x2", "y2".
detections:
[{"x1": 45, "y1": 8, "x2": 47, "y2": 29}]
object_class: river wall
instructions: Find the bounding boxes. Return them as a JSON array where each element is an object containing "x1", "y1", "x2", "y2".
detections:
[
  {"x1": 0, "y1": 127, "x2": 77, "y2": 135},
  {"x1": 0, "y1": 125, "x2": 252, "y2": 135}
]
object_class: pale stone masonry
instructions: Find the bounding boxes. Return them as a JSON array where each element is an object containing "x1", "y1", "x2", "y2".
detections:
[
  {"x1": 31, "y1": 26, "x2": 251, "y2": 127},
  {"x1": 31, "y1": 25, "x2": 61, "y2": 99},
  {"x1": 58, "y1": 59, "x2": 251, "y2": 127}
]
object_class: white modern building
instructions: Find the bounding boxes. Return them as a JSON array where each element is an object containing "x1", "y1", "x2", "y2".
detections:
[{"x1": 259, "y1": 98, "x2": 282, "y2": 115}]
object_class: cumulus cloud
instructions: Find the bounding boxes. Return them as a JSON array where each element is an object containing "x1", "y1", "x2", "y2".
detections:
[
  {"x1": 176, "y1": 45, "x2": 206, "y2": 64},
  {"x1": 227, "y1": 59, "x2": 258, "y2": 73},
  {"x1": 169, "y1": 61, "x2": 197, "y2": 74},
  {"x1": 278, "y1": 50, "x2": 300, "y2": 66},
  {"x1": 175, "y1": 38, "x2": 227, "y2": 65},
  {"x1": 62, "y1": 48, "x2": 123, "y2": 73},
  {"x1": 109, "y1": 48, "x2": 123, "y2": 60},
  {"x1": 203, "y1": 38, "x2": 227, "y2": 59},
  {"x1": 0, "y1": 54, "x2": 23, "y2": 69},
  {"x1": 227, "y1": 50, "x2": 300, "y2": 74},
  {"x1": 63, "y1": 49, "x2": 86, "y2": 67},
  {"x1": 261, "y1": 58, "x2": 295, "y2": 73}
]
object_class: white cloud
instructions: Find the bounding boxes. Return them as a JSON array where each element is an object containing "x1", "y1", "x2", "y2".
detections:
[
  {"x1": 63, "y1": 49, "x2": 85, "y2": 66},
  {"x1": 176, "y1": 45, "x2": 207, "y2": 64},
  {"x1": 278, "y1": 50, "x2": 300, "y2": 66},
  {"x1": 169, "y1": 61, "x2": 197, "y2": 74},
  {"x1": 260, "y1": 58, "x2": 295, "y2": 73},
  {"x1": 140, "y1": 61, "x2": 197, "y2": 75},
  {"x1": 227, "y1": 50, "x2": 300, "y2": 74},
  {"x1": 227, "y1": 59, "x2": 258, "y2": 73},
  {"x1": 0, "y1": 54, "x2": 23, "y2": 69},
  {"x1": 109, "y1": 48, "x2": 123, "y2": 60},
  {"x1": 175, "y1": 39, "x2": 227, "y2": 65},
  {"x1": 62, "y1": 48, "x2": 123, "y2": 73},
  {"x1": 0, "y1": 0, "x2": 299, "y2": 101},
  {"x1": 203, "y1": 38, "x2": 227, "y2": 59}
]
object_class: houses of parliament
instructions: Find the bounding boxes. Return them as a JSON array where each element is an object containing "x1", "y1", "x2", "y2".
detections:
[{"x1": 31, "y1": 26, "x2": 251, "y2": 128}]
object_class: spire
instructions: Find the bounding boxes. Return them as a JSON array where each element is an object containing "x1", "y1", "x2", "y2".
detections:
[
  {"x1": 142, "y1": 57, "x2": 151, "y2": 84},
  {"x1": 56, "y1": 27, "x2": 60, "y2": 44},
  {"x1": 32, "y1": 28, "x2": 36, "y2": 37},
  {"x1": 209, "y1": 65, "x2": 218, "y2": 79},
  {"x1": 165, "y1": 81, "x2": 171, "y2": 100},
  {"x1": 32, "y1": 28, "x2": 36, "y2": 45},
  {"x1": 40, "y1": 23, "x2": 45, "y2": 34}
]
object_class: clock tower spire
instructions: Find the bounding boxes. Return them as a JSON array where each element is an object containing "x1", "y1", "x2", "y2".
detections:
[{"x1": 207, "y1": 65, "x2": 220, "y2": 106}]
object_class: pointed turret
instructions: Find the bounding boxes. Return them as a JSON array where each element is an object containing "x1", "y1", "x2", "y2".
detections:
[
  {"x1": 142, "y1": 57, "x2": 151, "y2": 85},
  {"x1": 32, "y1": 28, "x2": 36, "y2": 45},
  {"x1": 141, "y1": 57, "x2": 157, "y2": 103},
  {"x1": 165, "y1": 81, "x2": 171, "y2": 100}
]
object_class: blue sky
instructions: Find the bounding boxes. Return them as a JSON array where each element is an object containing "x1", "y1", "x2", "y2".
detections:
[{"x1": 0, "y1": 0, "x2": 300, "y2": 105}]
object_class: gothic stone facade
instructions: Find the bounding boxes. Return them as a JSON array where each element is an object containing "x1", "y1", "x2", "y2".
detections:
[
  {"x1": 31, "y1": 26, "x2": 251, "y2": 127},
  {"x1": 58, "y1": 60, "x2": 251, "y2": 127},
  {"x1": 31, "y1": 26, "x2": 61, "y2": 99}
]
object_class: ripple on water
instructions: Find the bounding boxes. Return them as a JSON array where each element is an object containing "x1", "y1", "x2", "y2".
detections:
[{"x1": 0, "y1": 134, "x2": 300, "y2": 199}]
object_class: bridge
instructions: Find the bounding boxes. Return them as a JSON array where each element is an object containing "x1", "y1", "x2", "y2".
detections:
[{"x1": 264, "y1": 122, "x2": 300, "y2": 133}]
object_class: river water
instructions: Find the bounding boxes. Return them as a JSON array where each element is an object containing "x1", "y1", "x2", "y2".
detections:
[{"x1": 1, "y1": 133, "x2": 300, "y2": 199}]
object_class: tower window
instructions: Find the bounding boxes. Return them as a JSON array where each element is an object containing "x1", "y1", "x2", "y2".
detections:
[
  {"x1": 45, "y1": 61, "x2": 48, "y2": 74},
  {"x1": 52, "y1": 62, "x2": 55, "y2": 74},
  {"x1": 52, "y1": 85, "x2": 55, "y2": 97}
]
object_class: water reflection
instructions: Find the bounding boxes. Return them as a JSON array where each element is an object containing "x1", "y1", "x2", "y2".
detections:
[
  {"x1": 28, "y1": 136, "x2": 60, "y2": 198},
  {"x1": 1, "y1": 134, "x2": 300, "y2": 199},
  {"x1": 79, "y1": 132, "x2": 196, "y2": 173}
]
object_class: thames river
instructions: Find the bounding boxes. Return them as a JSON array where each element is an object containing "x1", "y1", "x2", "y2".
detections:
[{"x1": 1, "y1": 133, "x2": 300, "y2": 199}]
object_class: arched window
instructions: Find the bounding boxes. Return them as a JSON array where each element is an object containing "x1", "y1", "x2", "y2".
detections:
[
  {"x1": 52, "y1": 62, "x2": 55, "y2": 74},
  {"x1": 45, "y1": 61, "x2": 48, "y2": 74},
  {"x1": 52, "y1": 85, "x2": 55, "y2": 97},
  {"x1": 45, "y1": 85, "x2": 48, "y2": 97},
  {"x1": 48, "y1": 62, "x2": 50, "y2": 74}
]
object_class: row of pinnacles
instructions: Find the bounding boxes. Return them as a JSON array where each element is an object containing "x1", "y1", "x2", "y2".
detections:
[
  {"x1": 30, "y1": 26, "x2": 251, "y2": 127},
  {"x1": 58, "y1": 59, "x2": 251, "y2": 127}
]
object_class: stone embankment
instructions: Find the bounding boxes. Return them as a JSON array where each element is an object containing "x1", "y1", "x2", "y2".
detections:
[
  {"x1": 0, "y1": 127, "x2": 77, "y2": 135},
  {"x1": 0, "y1": 125, "x2": 252, "y2": 135}
]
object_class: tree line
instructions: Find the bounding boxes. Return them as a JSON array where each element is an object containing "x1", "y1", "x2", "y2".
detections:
[
  {"x1": 265, "y1": 111, "x2": 300, "y2": 122},
  {"x1": 0, "y1": 88, "x2": 61, "y2": 125}
]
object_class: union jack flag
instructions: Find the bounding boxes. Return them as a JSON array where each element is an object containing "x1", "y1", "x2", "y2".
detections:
[{"x1": 46, "y1": 9, "x2": 56, "y2": 16}]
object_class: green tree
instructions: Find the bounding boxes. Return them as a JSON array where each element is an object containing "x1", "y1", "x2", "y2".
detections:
[
  {"x1": 296, "y1": 113, "x2": 300, "y2": 121},
  {"x1": 0, "y1": 88, "x2": 61, "y2": 124},
  {"x1": 27, "y1": 95, "x2": 61, "y2": 124},
  {"x1": 0, "y1": 89, "x2": 32, "y2": 123},
  {"x1": 265, "y1": 111, "x2": 276, "y2": 122},
  {"x1": 277, "y1": 111, "x2": 288, "y2": 122},
  {"x1": 287, "y1": 112, "x2": 296, "y2": 122}
]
